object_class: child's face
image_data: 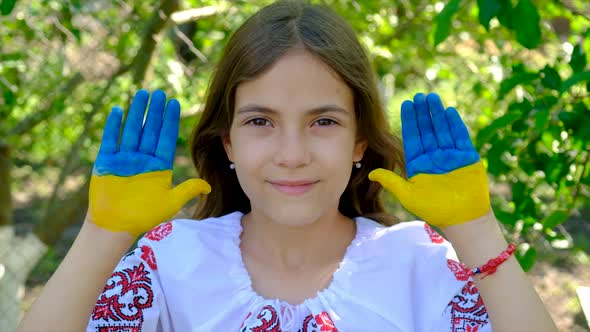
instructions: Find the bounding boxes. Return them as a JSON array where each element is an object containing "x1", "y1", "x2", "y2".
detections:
[{"x1": 224, "y1": 49, "x2": 366, "y2": 226}]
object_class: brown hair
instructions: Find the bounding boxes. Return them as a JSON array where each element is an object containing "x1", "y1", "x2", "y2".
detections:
[{"x1": 190, "y1": 0, "x2": 405, "y2": 225}]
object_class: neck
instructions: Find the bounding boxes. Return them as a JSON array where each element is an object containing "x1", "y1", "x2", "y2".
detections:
[{"x1": 240, "y1": 209, "x2": 356, "y2": 270}]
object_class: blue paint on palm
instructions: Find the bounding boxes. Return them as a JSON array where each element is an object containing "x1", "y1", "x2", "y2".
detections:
[
  {"x1": 93, "y1": 89, "x2": 181, "y2": 177},
  {"x1": 402, "y1": 93, "x2": 480, "y2": 178}
]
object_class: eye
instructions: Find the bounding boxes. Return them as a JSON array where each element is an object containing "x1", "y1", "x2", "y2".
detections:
[
  {"x1": 313, "y1": 118, "x2": 338, "y2": 126},
  {"x1": 245, "y1": 117, "x2": 272, "y2": 127}
]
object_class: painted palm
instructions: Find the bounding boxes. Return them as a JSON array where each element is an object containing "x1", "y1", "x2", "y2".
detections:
[
  {"x1": 369, "y1": 93, "x2": 490, "y2": 228},
  {"x1": 89, "y1": 90, "x2": 210, "y2": 237}
]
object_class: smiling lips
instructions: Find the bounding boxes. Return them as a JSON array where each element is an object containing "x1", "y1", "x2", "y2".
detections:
[{"x1": 269, "y1": 180, "x2": 319, "y2": 195}]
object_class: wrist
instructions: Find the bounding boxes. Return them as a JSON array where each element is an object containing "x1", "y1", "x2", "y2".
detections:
[
  {"x1": 83, "y1": 214, "x2": 136, "y2": 245},
  {"x1": 441, "y1": 209, "x2": 510, "y2": 267}
]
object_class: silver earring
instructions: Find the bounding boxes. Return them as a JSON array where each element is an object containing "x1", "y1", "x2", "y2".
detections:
[
  {"x1": 230, "y1": 163, "x2": 235, "y2": 169},
  {"x1": 355, "y1": 161, "x2": 361, "y2": 169}
]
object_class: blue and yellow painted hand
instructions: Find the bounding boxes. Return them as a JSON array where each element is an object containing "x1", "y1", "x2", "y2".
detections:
[
  {"x1": 89, "y1": 90, "x2": 211, "y2": 237},
  {"x1": 369, "y1": 93, "x2": 490, "y2": 228}
]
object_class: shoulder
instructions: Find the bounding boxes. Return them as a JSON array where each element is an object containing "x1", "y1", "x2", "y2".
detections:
[
  {"x1": 139, "y1": 211, "x2": 244, "y2": 245},
  {"x1": 134, "y1": 212, "x2": 244, "y2": 271},
  {"x1": 354, "y1": 217, "x2": 452, "y2": 259}
]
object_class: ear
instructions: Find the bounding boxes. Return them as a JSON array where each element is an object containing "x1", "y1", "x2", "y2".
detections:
[
  {"x1": 221, "y1": 130, "x2": 233, "y2": 162},
  {"x1": 353, "y1": 138, "x2": 368, "y2": 162}
]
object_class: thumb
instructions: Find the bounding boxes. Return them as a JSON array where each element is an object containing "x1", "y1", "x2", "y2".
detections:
[
  {"x1": 368, "y1": 168, "x2": 411, "y2": 199},
  {"x1": 170, "y1": 178, "x2": 211, "y2": 209}
]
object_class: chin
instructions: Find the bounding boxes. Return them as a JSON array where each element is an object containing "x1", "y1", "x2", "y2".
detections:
[{"x1": 261, "y1": 204, "x2": 326, "y2": 227}]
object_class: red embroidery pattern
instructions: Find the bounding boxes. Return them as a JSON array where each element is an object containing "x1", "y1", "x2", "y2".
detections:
[
  {"x1": 447, "y1": 259, "x2": 470, "y2": 281},
  {"x1": 91, "y1": 262, "x2": 154, "y2": 330},
  {"x1": 424, "y1": 224, "x2": 444, "y2": 243},
  {"x1": 140, "y1": 245, "x2": 157, "y2": 270},
  {"x1": 145, "y1": 222, "x2": 173, "y2": 241},
  {"x1": 447, "y1": 281, "x2": 489, "y2": 332},
  {"x1": 241, "y1": 305, "x2": 281, "y2": 332},
  {"x1": 97, "y1": 324, "x2": 141, "y2": 332},
  {"x1": 299, "y1": 314, "x2": 315, "y2": 332},
  {"x1": 314, "y1": 312, "x2": 338, "y2": 331},
  {"x1": 242, "y1": 307, "x2": 339, "y2": 332}
]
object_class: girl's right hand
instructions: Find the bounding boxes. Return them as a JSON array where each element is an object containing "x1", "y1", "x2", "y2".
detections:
[{"x1": 89, "y1": 90, "x2": 211, "y2": 237}]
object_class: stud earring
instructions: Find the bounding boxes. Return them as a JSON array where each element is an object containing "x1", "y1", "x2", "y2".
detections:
[
  {"x1": 355, "y1": 161, "x2": 361, "y2": 169},
  {"x1": 230, "y1": 163, "x2": 235, "y2": 170}
]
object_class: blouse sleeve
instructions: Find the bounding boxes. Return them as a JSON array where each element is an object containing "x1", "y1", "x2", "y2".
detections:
[
  {"x1": 85, "y1": 243, "x2": 165, "y2": 332},
  {"x1": 434, "y1": 280, "x2": 492, "y2": 332}
]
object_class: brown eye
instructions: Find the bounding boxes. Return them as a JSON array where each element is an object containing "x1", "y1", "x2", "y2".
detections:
[
  {"x1": 314, "y1": 118, "x2": 337, "y2": 126},
  {"x1": 246, "y1": 118, "x2": 272, "y2": 127}
]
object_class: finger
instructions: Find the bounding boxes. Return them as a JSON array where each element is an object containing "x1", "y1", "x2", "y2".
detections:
[
  {"x1": 139, "y1": 90, "x2": 166, "y2": 155},
  {"x1": 426, "y1": 93, "x2": 454, "y2": 149},
  {"x1": 98, "y1": 107, "x2": 123, "y2": 154},
  {"x1": 446, "y1": 107, "x2": 476, "y2": 151},
  {"x1": 401, "y1": 100, "x2": 423, "y2": 163},
  {"x1": 155, "y1": 99, "x2": 180, "y2": 166},
  {"x1": 121, "y1": 90, "x2": 150, "y2": 152},
  {"x1": 368, "y1": 168, "x2": 410, "y2": 199},
  {"x1": 171, "y1": 178, "x2": 212, "y2": 211},
  {"x1": 414, "y1": 93, "x2": 437, "y2": 152}
]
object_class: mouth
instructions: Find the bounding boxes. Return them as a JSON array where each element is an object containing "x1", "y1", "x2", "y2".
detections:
[{"x1": 268, "y1": 180, "x2": 319, "y2": 195}]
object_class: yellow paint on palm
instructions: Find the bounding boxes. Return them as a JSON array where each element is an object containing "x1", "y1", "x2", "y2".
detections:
[
  {"x1": 368, "y1": 161, "x2": 490, "y2": 228},
  {"x1": 89, "y1": 170, "x2": 211, "y2": 237}
]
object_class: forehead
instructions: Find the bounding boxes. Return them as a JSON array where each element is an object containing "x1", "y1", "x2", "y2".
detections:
[{"x1": 234, "y1": 49, "x2": 354, "y2": 114}]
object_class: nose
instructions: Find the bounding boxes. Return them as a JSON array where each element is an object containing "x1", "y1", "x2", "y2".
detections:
[{"x1": 272, "y1": 129, "x2": 311, "y2": 169}]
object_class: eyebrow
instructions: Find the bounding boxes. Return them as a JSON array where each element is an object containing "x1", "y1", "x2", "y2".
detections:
[{"x1": 236, "y1": 104, "x2": 351, "y2": 116}]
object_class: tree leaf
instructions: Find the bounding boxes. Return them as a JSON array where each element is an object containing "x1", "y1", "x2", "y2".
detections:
[
  {"x1": 561, "y1": 70, "x2": 590, "y2": 93},
  {"x1": 0, "y1": 0, "x2": 16, "y2": 15},
  {"x1": 496, "y1": 0, "x2": 514, "y2": 30},
  {"x1": 543, "y1": 210, "x2": 570, "y2": 229},
  {"x1": 516, "y1": 245, "x2": 537, "y2": 272},
  {"x1": 540, "y1": 65, "x2": 561, "y2": 91},
  {"x1": 433, "y1": 0, "x2": 462, "y2": 46},
  {"x1": 498, "y1": 67, "x2": 538, "y2": 99},
  {"x1": 494, "y1": 208, "x2": 518, "y2": 226},
  {"x1": 477, "y1": 0, "x2": 501, "y2": 30},
  {"x1": 570, "y1": 44, "x2": 587, "y2": 73},
  {"x1": 534, "y1": 108, "x2": 549, "y2": 132},
  {"x1": 476, "y1": 110, "x2": 521, "y2": 144},
  {"x1": 512, "y1": 0, "x2": 541, "y2": 49}
]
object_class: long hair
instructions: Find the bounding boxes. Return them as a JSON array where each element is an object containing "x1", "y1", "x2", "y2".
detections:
[{"x1": 190, "y1": 0, "x2": 405, "y2": 225}]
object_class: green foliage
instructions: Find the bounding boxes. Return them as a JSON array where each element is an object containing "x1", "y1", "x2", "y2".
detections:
[
  {"x1": 436, "y1": 0, "x2": 542, "y2": 49},
  {"x1": 433, "y1": 0, "x2": 462, "y2": 47},
  {"x1": 0, "y1": 0, "x2": 16, "y2": 15}
]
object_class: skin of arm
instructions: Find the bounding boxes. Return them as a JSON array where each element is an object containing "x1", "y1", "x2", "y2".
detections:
[
  {"x1": 17, "y1": 217, "x2": 135, "y2": 332},
  {"x1": 368, "y1": 92, "x2": 557, "y2": 331},
  {"x1": 443, "y1": 210, "x2": 558, "y2": 331}
]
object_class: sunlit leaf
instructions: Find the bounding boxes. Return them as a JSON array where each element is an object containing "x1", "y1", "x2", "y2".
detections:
[
  {"x1": 543, "y1": 210, "x2": 570, "y2": 229},
  {"x1": 561, "y1": 70, "x2": 590, "y2": 93},
  {"x1": 516, "y1": 245, "x2": 537, "y2": 271},
  {"x1": 433, "y1": 0, "x2": 462, "y2": 46}
]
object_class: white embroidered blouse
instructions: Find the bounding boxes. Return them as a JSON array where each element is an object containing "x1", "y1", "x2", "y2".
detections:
[{"x1": 86, "y1": 211, "x2": 492, "y2": 332}]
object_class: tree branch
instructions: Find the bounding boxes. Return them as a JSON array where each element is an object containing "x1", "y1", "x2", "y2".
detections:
[
  {"x1": 9, "y1": 72, "x2": 84, "y2": 137},
  {"x1": 130, "y1": 0, "x2": 180, "y2": 85},
  {"x1": 170, "y1": 6, "x2": 219, "y2": 25}
]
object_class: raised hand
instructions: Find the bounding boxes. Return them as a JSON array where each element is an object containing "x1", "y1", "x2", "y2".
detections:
[
  {"x1": 89, "y1": 90, "x2": 211, "y2": 237},
  {"x1": 369, "y1": 93, "x2": 490, "y2": 228}
]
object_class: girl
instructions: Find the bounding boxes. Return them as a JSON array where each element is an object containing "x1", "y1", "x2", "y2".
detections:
[{"x1": 18, "y1": 1, "x2": 556, "y2": 331}]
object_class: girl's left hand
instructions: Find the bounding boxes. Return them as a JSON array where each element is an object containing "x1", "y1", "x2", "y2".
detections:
[{"x1": 368, "y1": 93, "x2": 490, "y2": 228}]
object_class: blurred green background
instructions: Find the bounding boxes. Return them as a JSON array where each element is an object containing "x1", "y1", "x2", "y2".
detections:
[{"x1": 1, "y1": 0, "x2": 589, "y2": 330}]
